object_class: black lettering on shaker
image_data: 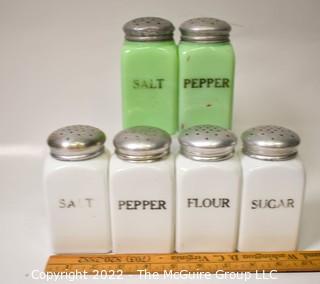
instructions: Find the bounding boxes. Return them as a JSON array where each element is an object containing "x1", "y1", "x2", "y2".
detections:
[
  {"x1": 222, "y1": 78, "x2": 230, "y2": 88},
  {"x1": 59, "y1": 199, "x2": 66, "y2": 208},
  {"x1": 58, "y1": 198, "x2": 94, "y2": 208},
  {"x1": 184, "y1": 79, "x2": 191, "y2": 88},
  {"x1": 251, "y1": 199, "x2": 295, "y2": 209},
  {"x1": 187, "y1": 198, "x2": 231, "y2": 208},
  {"x1": 156, "y1": 79, "x2": 164, "y2": 89},
  {"x1": 132, "y1": 79, "x2": 140, "y2": 89},
  {"x1": 118, "y1": 200, "x2": 167, "y2": 210},
  {"x1": 183, "y1": 78, "x2": 230, "y2": 89},
  {"x1": 132, "y1": 79, "x2": 165, "y2": 89},
  {"x1": 85, "y1": 198, "x2": 93, "y2": 208}
]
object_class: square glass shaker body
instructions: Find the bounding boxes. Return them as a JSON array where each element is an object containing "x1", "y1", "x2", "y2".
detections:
[
  {"x1": 43, "y1": 152, "x2": 112, "y2": 253},
  {"x1": 176, "y1": 153, "x2": 241, "y2": 252},
  {"x1": 121, "y1": 40, "x2": 178, "y2": 134},
  {"x1": 179, "y1": 41, "x2": 235, "y2": 130},
  {"x1": 238, "y1": 154, "x2": 305, "y2": 251},
  {"x1": 109, "y1": 154, "x2": 175, "y2": 253}
]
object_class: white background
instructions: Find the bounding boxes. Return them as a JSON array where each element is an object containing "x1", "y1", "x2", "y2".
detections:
[{"x1": 0, "y1": 0, "x2": 320, "y2": 283}]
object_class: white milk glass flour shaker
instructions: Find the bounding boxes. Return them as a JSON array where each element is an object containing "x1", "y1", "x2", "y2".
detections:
[{"x1": 176, "y1": 125, "x2": 241, "y2": 252}]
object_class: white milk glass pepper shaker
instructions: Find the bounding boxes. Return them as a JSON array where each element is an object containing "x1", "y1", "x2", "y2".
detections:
[
  {"x1": 238, "y1": 125, "x2": 305, "y2": 251},
  {"x1": 110, "y1": 126, "x2": 175, "y2": 253},
  {"x1": 43, "y1": 125, "x2": 112, "y2": 253},
  {"x1": 176, "y1": 125, "x2": 241, "y2": 252}
]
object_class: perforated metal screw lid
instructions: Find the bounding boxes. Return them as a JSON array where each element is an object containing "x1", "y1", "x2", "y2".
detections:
[
  {"x1": 47, "y1": 125, "x2": 106, "y2": 161},
  {"x1": 180, "y1": 17, "x2": 231, "y2": 43},
  {"x1": 242, "y1": 125, "x2": 301, "y2": 161},
  {"x1": 123, "y1": 17, "x2": 174, "y2": 42},
  {"x1": 113, "y1": 126, "x2": 171, "y2": 162},
  {"x1": 178, "y1": 125, "x2": 237, "y2": 161}
]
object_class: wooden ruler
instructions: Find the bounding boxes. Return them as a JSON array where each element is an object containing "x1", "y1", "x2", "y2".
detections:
[{"x1": 45, "y1": 251, "x2": 320, "y2": 275}]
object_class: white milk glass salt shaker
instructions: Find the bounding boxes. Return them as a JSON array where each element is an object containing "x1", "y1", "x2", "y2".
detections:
[
  {"x1": 238, "y1": 125, "x2": 305, "y2": 251},
  {"x1": 176, "y1": 125, "x2": 241, "y2": 252},
  {"x1": 110, "y1": 126, "x2": 175, "y2": 253},
  {"x1": 43, "y1": 125, "x2": 112, "y2": 253}
]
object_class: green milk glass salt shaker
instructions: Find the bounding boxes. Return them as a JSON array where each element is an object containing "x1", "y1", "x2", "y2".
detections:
[
  {"x1": 179, "y1": 18, "x2": 235, "y2": 130},
  {"x1": 121, "y1": 17, "x2": 178, "y2": 134}
]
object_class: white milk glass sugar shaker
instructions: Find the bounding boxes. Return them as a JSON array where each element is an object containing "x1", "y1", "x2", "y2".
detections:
[
  {"x1": 238, "y1": 125, "x2": 305, "y2": 251},
  {"x1": 43, "y1": 125, "x2": 112, "y2": 253},
  {"x1": 176, "y1": 125, "x2": 241, "y2": 252},
  {"x1": 110, "y1": 126, "x2": 175, "y2": 253}
]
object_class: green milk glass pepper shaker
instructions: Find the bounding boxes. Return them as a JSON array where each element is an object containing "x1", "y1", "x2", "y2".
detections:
[
  {"x1": 121, "y1": 17, "x2": 178, "y2": 134},
  {"x1": 178, "y1": 17, "x2": 235, "y2": 130}
]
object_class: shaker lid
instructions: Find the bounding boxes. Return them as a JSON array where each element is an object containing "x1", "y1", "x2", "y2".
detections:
[
  {"x1": 113, "y1": 126, "x2": 171, "y2": 162},
  {"x1": 242, "y1": 125, "x2": 300, "y2": 161},
  {"x1": 123, "y1": 17, "x2": 174, "y2": 41},
  {"x1": 47, "y1": 125, "x2": 106, "y2": 161},
  {"x1": 178, "y1": 125, "x2": 237, "y2": 161},
  {"x1": 180, "y1": 17, "x2": 231, "y2": 43}
]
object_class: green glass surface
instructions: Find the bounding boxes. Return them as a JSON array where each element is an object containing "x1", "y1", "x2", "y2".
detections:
[
  {"x1": 179, "y1": 42, "x2": 235, "y2": 130},
  {"x1": 121, "y1": 40, "x2": 178, "y2": 134}
]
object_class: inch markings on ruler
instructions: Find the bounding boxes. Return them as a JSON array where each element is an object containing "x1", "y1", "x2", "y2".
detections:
[{"x1": 45, "y1": 251, "x2": 320, "y2": 274}]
